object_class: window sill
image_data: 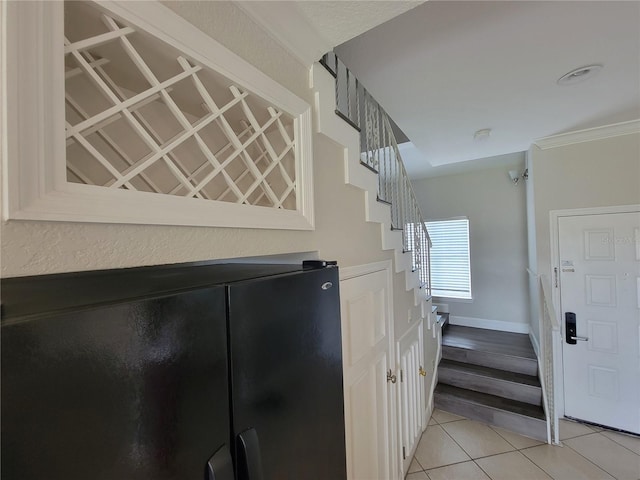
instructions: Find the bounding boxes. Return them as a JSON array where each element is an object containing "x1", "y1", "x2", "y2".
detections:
[{"x1": 433, "y1": 295, "x2": 474, "y2": 304}]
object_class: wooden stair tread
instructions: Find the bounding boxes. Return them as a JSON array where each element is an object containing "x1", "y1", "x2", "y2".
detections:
[
  {"x1": 435, "y1": 383, "x2": 545, "y2": 420},
  {"x1": 442, "y1": 325, "x2": 536, "y2": 360},
  {"x1": 439, "y1": 359, "x2": 541, "y2": 387}
]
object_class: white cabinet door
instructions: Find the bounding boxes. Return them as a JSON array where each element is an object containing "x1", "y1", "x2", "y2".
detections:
[
  {"x1": 397, "y1": 321, "x2": 425, "y2": 474},
  {"x1": 559, "y1": 211, "x2": 640, "y2": 434},
  {"x1": 340, "y1": 267, "x2": 397, "y2": 480}
]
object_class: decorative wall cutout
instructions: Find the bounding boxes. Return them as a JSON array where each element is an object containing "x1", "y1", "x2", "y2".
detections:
[
  {"x1": 64, "y1": 3, "x2": 296, "y2": 208},
  {"x1": 4, "y1": 1, "x2": 313, "y2": 230}
]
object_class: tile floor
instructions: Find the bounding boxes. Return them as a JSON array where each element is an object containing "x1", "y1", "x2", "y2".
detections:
[{"x1": 407, "y1": 410, "x2": 640, "y2": 480}]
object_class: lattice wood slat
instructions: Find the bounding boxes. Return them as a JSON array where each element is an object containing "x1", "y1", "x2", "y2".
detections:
[{"x1": 64, "y1": 2, "x2": 297, "y2": 209}]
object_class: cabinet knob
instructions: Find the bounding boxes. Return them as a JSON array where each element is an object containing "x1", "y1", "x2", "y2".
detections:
[{"x1": 386, "y1": 369, "x2": 397, "y2": 384}]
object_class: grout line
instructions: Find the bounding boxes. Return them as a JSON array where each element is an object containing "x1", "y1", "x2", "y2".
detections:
[
  {"x1": 424, "y1": 458, "x2": 477, "y2": 473},
  {"x1": 520, "y1": 440, "x2": 614, "y2": 480},
  {"x1": 473, "y1": 458, "x2": 494, "y2": 480},
  {"x1": 488, "y1": 425, "x2": 521, "y2": 450},
  {"x1": 517, "y1": 453, "x2": 557, "y2": 480},
  {"x1": 561, "y1": 433, "x2": 619, "y2": 479},
  {"x1": 599, "y1": 432, "x2": 640, "y2": 457},
  {"x1": 437, "y1": 422, "x2": 476, "y2": 463}
]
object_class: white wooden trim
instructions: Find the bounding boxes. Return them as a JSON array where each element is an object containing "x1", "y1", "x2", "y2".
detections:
[
  {"x1": 339, "y1": 260, "x2": 393, "y2": 281},
  {"x1": 233, "y1": 1, "x2": 332, "y2": 67},
  {"x1": 2, "y1": 0, "x2": 315, "y2": 230},
  {"x1": 449, "y1": 315, "x2": 530, "y2": 334},
  {"x1": 534, "y1": 119, "x2": 640, "y2": 150},
  {"x1": 548, "y1": 204, "x2": 640, "y2": 421}
]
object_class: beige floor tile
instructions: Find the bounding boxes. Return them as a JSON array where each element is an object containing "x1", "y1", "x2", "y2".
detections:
[
  {"x1": 408, "y1": 458, "x2": 423, "y2": 473},
  {"x1": 441, "y1": 420, "x2": 515, "y2": 459},
  {"x1": 564, "y1": 433, "x2": 640, "y2": 480},
  {"x1": 432, "y1": 409, "x2": 465, "y2": 424},
  {"x1": 491, "y1": 426, "x2": 545, "y2": 449},
  {"x1": 559, "y1": 419, "x2": 595, "y2": 440},
  {"x1": 428, "y1": 417, "x2": 438, "y2": 426},
  {"x1": 475, "y1": 451, "x2": 552, "y2": 480},
  {"x1": 601, "y1": 430, "x2": 640, "y2": 455},
  {"x1": 413, "y1": 425, "x2": 471, "y2": 470},
  {"x1": 521, "y1": 444, "x2": 614, "y2": 479},
  {"x1": 426, "y1": 461, "x2": 490, "y2": 480},
  {"x1": 406, "y1": 471, "x2": 429, "y2": 480}
]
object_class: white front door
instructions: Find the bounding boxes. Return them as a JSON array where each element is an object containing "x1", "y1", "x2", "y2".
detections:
[
  {"x1": 340, "y1": 266, "x2": 398, "y2": 480},
  {"x1": 559, "y1": 211, "x2": 640, "y2": 434}
]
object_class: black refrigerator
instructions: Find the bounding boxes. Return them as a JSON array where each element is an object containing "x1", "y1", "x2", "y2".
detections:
[{"x1": 1, "y1": 261, "x2": 347, "y2": 480}]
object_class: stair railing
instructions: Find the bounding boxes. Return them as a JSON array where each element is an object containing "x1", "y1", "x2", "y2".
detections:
[
  {"x1": 321, "y1": 52, "x2": 431, "y2": 293},
  {"x1": 540, "y1": 274, "x2": 561, "y2": 444}
]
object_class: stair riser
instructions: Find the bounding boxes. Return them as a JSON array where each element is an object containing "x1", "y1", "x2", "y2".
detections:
[
  {"x1": 442, "y1": 346, "x2": 537, "y2": 376},
  {"x1": 439, "y1": 367, "x2": 542, "y2": 406},
  {"x1": 434, "y1": 393, "x2": 547, "y2": 441}
]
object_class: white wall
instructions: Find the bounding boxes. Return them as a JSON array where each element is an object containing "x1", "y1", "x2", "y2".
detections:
[
  {"x1": 412, "y1": 157, "x2": 530, "y2": 332},
  {"x1": 529, "y1": 130, "x2": 640, "y2": 343}
]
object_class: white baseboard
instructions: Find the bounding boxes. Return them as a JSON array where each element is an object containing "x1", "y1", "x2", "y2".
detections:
[
  {"x1": 529, "y1": 331, "x2": 541, "y2": 358},
  {"x1": 450, "y1": 315, "x2": 530, "y2": 334}
]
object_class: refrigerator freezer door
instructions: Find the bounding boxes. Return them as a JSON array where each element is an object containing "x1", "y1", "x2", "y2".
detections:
[
  {"x1": 206, "y1": 444, "x2": 235, "y2": 480},
  {"x1": 227, "y1": 267, "x2": 347, "y2": 480},
  {"x1": 1, "y1": 287, "x2": 230, "y2": 480}
]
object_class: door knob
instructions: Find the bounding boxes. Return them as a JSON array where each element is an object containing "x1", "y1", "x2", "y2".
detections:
[
  {"x1": 386, "y1": 369, "x2": 397, "y2": 384},
  {"x1": 419, "y1": 366, "x2": 427, "y2": 377}
]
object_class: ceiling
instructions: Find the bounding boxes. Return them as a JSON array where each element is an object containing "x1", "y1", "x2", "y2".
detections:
[{"x1": 327, "y1": 1, "x2": 640, "y2": 178}]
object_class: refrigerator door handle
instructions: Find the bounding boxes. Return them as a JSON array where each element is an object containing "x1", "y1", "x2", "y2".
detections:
[
  {"x1": 206, "y1": 444, "x2": 235, "y2": 480},
  {"x1": 237, "y1": 428, "x2": 265, "y2": 480}
]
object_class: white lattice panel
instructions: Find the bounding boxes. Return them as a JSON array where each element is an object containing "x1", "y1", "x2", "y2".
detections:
[{"x1": 64, "y1": 2, "x2": 297, "y2": 210}]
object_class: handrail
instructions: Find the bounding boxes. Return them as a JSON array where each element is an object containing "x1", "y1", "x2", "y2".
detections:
[
  {"x1": 540, "y1": 275, "x2": 560, "y2": 331},
  {"x1": 321, "y1": 52, "x2": 431, "y2": 293},
  {"x1": 539, "y1": 274, "x2": 561, "y2": 444}
]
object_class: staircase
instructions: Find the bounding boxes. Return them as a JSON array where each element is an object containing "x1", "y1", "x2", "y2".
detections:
[
  {"x1": 311, "y1": 54, "x2": 432, "y2": 321},
  {"x1": 434, "y1": 325, "x2": 547, "y2": 441}
]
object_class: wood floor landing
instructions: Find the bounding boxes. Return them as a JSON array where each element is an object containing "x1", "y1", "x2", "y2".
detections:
[{"x1": 442, "y1": 325, "x2": 536, "y2": 359}]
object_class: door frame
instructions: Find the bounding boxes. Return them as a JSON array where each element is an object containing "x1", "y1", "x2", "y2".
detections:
[
  {"x1": 549, "y1": 203, "x2": 640, "y2": 418},
  {"x1": 339, "y1": 260, "x2": 398, "y2": 480}
]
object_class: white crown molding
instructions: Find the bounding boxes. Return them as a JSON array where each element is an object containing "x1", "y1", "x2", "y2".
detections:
[
  {"x1": 233, "y1": 1, "x2": 333, "y2": 67},
  {"x1": 534, "y1": 119, "x2": 640, "y2": 150}
]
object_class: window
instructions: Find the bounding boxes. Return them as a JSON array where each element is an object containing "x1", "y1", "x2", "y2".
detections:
[{"x1": 425, "y1": 218, "x2": 472, "y2": 299}]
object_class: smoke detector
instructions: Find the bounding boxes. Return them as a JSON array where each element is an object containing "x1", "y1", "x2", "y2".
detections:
[{"x1": 557, "y1": 65, "x2": 603, "y2": 86}]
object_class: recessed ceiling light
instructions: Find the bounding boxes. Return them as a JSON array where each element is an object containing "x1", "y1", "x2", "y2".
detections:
[
  {"x1": 557, "y1": 64, "x2": 603, "y2": 86},
  {"x1": 474, "y1": 128, "x2": 491, "y2": 141}
]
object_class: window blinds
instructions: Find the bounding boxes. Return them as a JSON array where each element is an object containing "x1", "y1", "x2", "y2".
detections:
[{"x1": 425, "y1": 218, "x2": 472, "y2": 299}]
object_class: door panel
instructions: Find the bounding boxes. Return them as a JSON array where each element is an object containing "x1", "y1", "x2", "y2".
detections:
[
  {"x1": 1, "y1": 287, "x2": 229, "y2": 480},
  {"x1": 340, "y1": 268, "x2": 396, "y2": 480},
  {"x1": 560, "y1": 211, "x2": 640, "y2": 434}
]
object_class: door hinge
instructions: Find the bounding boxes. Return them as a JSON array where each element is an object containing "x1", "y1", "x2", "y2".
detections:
[
  {"x1": 400, "y1": 370, "x2": 404, "y2": 383},
  {"x1": 554, "y1": 267, "x2": 559, "y2": 288},
  {"x1": 402, "y1": 446, "x2": 406, "y2": 460}
]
